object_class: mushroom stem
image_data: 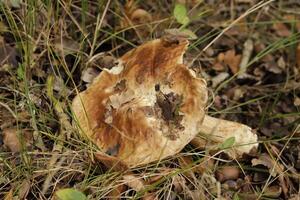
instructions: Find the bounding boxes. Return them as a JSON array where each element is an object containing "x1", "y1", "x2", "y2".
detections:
[{"x1": 193, "y1": 115, "x2": 258, "y2": 157}]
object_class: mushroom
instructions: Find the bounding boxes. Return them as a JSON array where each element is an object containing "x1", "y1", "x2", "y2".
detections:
[{"x1": 72, "y1": 35, "x2": 258, "y2": 168}]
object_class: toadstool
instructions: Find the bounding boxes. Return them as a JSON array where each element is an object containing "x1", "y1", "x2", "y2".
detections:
[{"x1": 72, "y1": 35, "x2": 258, "y2": 168}]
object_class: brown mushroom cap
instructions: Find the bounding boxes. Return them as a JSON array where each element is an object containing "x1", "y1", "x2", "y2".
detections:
[{"x1": 72, "y1": 37, "x2": 208, "y2": 167}]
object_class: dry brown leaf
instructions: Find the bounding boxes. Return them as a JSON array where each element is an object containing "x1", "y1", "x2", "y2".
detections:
[
  {"x1": 213, "y1": 50, "x2": 241, "y2": 73},
  {"x1": 277, "y1": 57, "x2": 286, "y2": 70},
  {"x1": 53, "y1": 76, "x2": 71, "y2": 96},
  {"x1": 18, "y1": 179, "x2": 31, "y2": 199},
  {"x1": 263, "y1": 185, "x2": 282, "y2": 198},
  {"x1": 215, "y1": 166, "x2": 240, "y2": 182},
  {"x1": 212, "y1": 53, "x2": 225, "y2": 71},
  {"x1": 296, "y1": 43, "x2": 300, "y2": 68},
  {"x1": 224, "y1": 50, "x2": 242, "y2": 74},
  {"x1": 121, "y1": 1, "x2": 152, "y2": 38},
  {"x1": 273, "y1": 23, "x2": 291, "y2": 37},
  {"x1": 130, "y1": 9, "x2": 152, "y2": 25},
  {"x1": 81, "y1": 67, "x2": 100, "y2": 83},
  {"x1": 195, "y1": 157, "x2": 214, "y2": 175},
  {"x1": 263, "y1": 61, "x2": 282, "y2": 74},
  {"x1": 294, "y1": 96, "x2": 300, "y2": 106},
  {"x1": 212, "y1": 62, "x2": 225, "y2": 71},
  {"x1": 54, "y1": 37, "x2": 80, "y2": 55},
  {"x1": 187, "y1": 190, "x2": 206, "y2": 200},
  {"x1": 3, "y1": 128, "x2": 32, "y2": 152},
  {"x1": 94, "y1": 152, "x2": 129, "y2": 171},
  {"x1": 217, "y1": 52, "x2": 225, "y2": 62},
  {"x1": 122, "y1": 174, "x2": 145, "y2": 192},
  {"x1": 106, "y1": 184, "x2": 126, "y2": 199},
  {"x1": 178, "y1": 155, "x2": 196, "y2": 178},
  {"x1": 0, "y1": 36, "x2": 18, "y2": 67},
  {"x1": 144, "y1": 168, "x2": 174, "y2": 184},
  {"x1": 142, "y1": 193, "x2": 158, "y2": 200},
  {"x1": 251, "y1": 153, "x2": 284, "y2": 177},
  {"x1": 172, "y1": 175, "x2": 186, "y2": 193}
]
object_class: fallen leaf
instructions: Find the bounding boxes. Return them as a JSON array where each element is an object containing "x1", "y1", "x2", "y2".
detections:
[
  {"x1": 224, "y1": 50, "x2": 242, "y2": 74},
  {"x1": 178, "y1": 155, "x2": 194, "y2": 177},
  {"x1": 223, "y1": 180, "x2": 238, "y2": 191},
  {"x1": 263, "y1": 61, "x2": 282, "y2": 74},
  {"x1": 195, "y1": 157, "x2": 214, "y2": 175},
  {"x1": 3, "y1": 128, "x2": 32, "y2": 152},
  {"x1": 273, "y1": 23, "x2": 291, "y2": 37},
  {"x1": 142, "y1": 193, "x2": 158, "y2": 200},
  {"x1": 54, "y1": 37, "x2": 80, "y2": 55},
  {"x1": 263, "y1": 185, "x2": 282, "y2": 198},
  {"x1": 53, "y1": 76, "x2": 71, "y2": 96},
  {"x1": 215, "y1": 166, "x2": 240, "y2": 182},
  {"x1": 81, "y1": 67, "x2": 100, "y2": 83},
  {"x1": 130, "y1": 9, "x2": 152, "y2": 25},
  {"x1": 144, "y1": 167, "x2": 174, "y2": 184},
  {"x1": 122, "y1": 174, "x2": 145, "y2": 192},
  {"x1": 179, "y1": 29, "x2": 197, "y2": 40},
  {"x1": 55, "y1": 188, "x2": 87, "y2": 200},
  {"x1": 218, "y1": 136, "x2": 235, "y2": 150},
  {"x1": 251, "y1": 153, "x2": 284, "y2": 177},
  {"x1": 121, "y1": 2, "x2": 152, "y2": 38},
  {"x1": 173, "y1": 3, "x2": 190, "y2": 25},
  {"x1": 294, "y1": 96, "x2": 300, "y2": 106},
  {"x1": 296, "y1": 43, "x2": 300, "y2": 68},
  {"x1": 277, "y1": 56, "x2": 286, "y2": 70},
  {"x1": 172, "y1": 174, "x2": 186, "y2": 193},
  {"x1": 200, "y1": 173, "x2": 219, "y2": 195},
  {"x1": 0, "y1": 36, "x2": 18, "y2": 67},
  {"x1": 204, "y1": 47, "x2": 214, "y2": 57},
  {"x1": 212, "y1": 62, "x2": 225, "y2": 71},
  {"x1": 106, "y1": 184, "x2": 126, "y2": 199},
  {"x1": 18, "y1": 179, "x2": 31, "y2": 199},
  {"x1": 99, "y1": 55, "x2": 116, "y2": 69},
  {"x1": 217, "y1": 52, "x2": 225, "y2": 62},
  {"x1": 187, "y1": 189, "x2": 206, "y2": 200}
]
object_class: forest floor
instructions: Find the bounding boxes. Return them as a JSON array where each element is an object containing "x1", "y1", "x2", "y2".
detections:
[{"x1": 0, "y1": 0, "x2": 300, "y2": 199}]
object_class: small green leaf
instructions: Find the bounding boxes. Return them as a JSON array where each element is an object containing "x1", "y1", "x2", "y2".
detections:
[
  {"x1": 173, "y1": 3, "x2": 190, "y2": 25},
  {"x1": 180, "y1": 29, "x2": 197, "y2": 40},
  {"x1": 17, "y1": 65, "x2": 25, "y2": 80},
  {"x1": 219, "y1": 136, "x2": 235, "y2": 149},
  {"x1": 56, "y1": 188, "x2": 87, "y2": 200},
  {"x1": 233, "y1": 193, "x2": 240, "y2": 200}
]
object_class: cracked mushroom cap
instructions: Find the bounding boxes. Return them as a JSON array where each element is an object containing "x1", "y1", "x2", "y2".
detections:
[{"x1": 72, "y1": 36, "x2": 207, "y2": 168}]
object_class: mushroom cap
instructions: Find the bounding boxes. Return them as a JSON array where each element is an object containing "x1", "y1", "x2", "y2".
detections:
[{"x1": 72, "y1": 37, "x2": 208, "y2": 168}]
